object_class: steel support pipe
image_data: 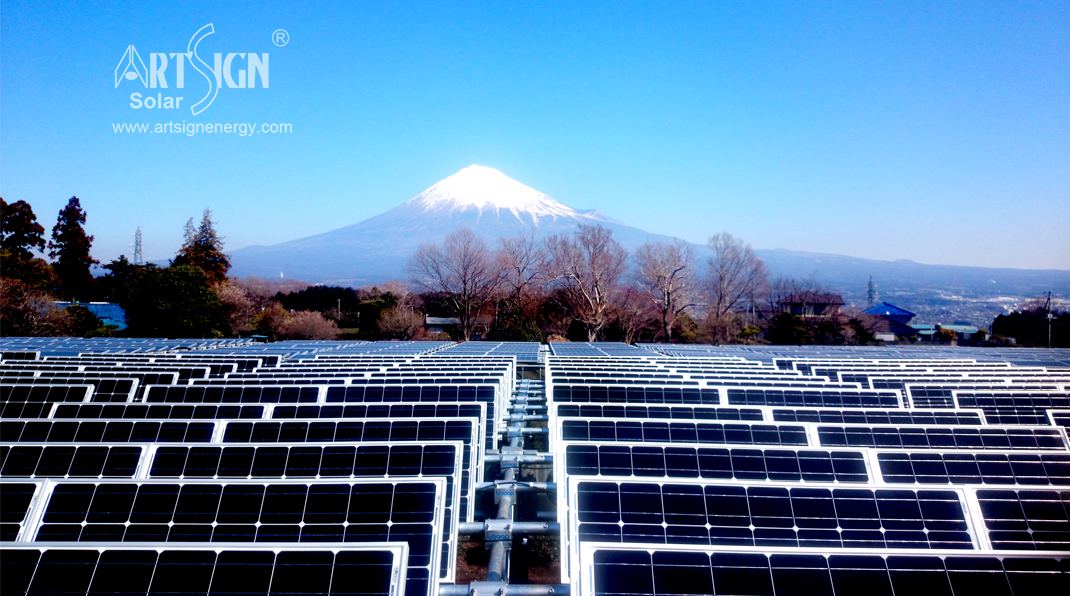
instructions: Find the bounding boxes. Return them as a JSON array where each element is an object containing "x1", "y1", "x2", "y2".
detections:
[
  {"x1": 497, "y1": 427, "x2": 548, "y2": 436},
  {"x1": 457, "y1": 521, "x2": 560, "y2": 535},
  {"x1": 483, "y1": 453, "x2": 553, "y2": 464},
  {"x1": 505, "y1": 414, "x2": 549, "y2": 422},
  {"x1": 439, "y1": 584, "x2": 571, "y2": 596},
  {"x1": 473, "y1": 481, "x2": 556, "y2": 492}
]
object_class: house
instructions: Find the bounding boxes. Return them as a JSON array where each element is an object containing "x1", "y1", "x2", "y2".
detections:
[
  {"x1": 424, "y1": 316, "x2": 460, "y2": 336},
  {"x1": 863, "y1": 302, "x2": 916, "y2": 337},
  {"x1": 777, "y1": 292, "x2": 845, "y2": 318}
]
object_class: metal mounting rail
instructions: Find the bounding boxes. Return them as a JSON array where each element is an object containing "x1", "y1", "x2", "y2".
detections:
[{"x1": 441, "y1": 379, "x2": 561, "y2": 596}]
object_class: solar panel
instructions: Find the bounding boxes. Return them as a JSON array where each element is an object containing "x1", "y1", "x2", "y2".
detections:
[
  {"x1": 0, "y1": 378, "x2": 137, "y2": 402},
  {"x1": 30, "y1": 478, "x2": 445, "y2": 596},
  {"x1": 0, "y1": 384, "x2": 93, "y2": 404},
  {"x1": 551, "y1": 385, "x2": 722, "y2": 405},
  {"x1": 771, "y1": 408, "x2": 986, "y2": 425},
  {"x1": 583, "y1": 545, "x2": 1070, "y2": 596},
  {"x1": 0, "y1": 420, "x2": 215, "y2": 443},
  {"x1": 143, "y1": 384, "x2": 322, "y2": 404},
  {"x1": 571, "y1": 479, "x2": 973, "y2": 550},
  {"x1": 554, "y1": 404, "x2": 765, "y2": 421},
  {"x1": 144, "y1": 441, "x2": 465, "y2": 579},
  {"x1": 724, "y1": 387, "x2": 902, "y2": 408},
  {"x1": 0, "y1": 544, "x2": 407, "y2": 596},
  {"x1": 562, "y1": 443, "x2": 870, "y2": 483},
  {"x1": 558, "y1": 419, "x2": 809, "y2": 446},
  {"x1": 977, "y1": 488, "x2": 1070, "y2": 550},
  {"x1": 0, "y1": 444, "x2": 144, "y2": 478},
  {"x1": 51, "y1": 403, "x2": 266, "y2": 420},
  {"x1": 0, "y1": 482, "x2": 38, "y2": 540},
  {"x1": 817, "y1": 424, "x2": 1069, "y2": 450},
  {"x1": 877, "y1": 451, "x2": 1070, "y2": 486},
  {"x1": 218, "y1": 418, "x2": 482, "y2": 521}
]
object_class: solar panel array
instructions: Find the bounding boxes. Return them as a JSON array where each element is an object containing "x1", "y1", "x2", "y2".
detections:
[
  {"x1": 0, "y1": 339, "x2": 535, "y2": 596},
  {"x1": 550, "y1": 345, "x2": 1070, "y2": 594},
  {"x1": 4, "y1": 339, "x2": 1069, "y2": 594}
]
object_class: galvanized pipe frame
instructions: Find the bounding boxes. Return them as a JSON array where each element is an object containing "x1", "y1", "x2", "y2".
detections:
[{"x1": 442, "y1": 380, "x2": 565, "y2": 595}]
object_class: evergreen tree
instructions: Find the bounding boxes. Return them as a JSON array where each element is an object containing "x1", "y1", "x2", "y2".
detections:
[
  {"x1": 48, "y1": 196, "x2": 96, "y2": 299},
  {"x1": 173, "y1": 209, "x2": 230, "y2": 284},
  {"x1": 2, "y1": 197, "x2": 46, "y2": 258},
  {"x1": 1, "y1": 197, "x2": 53, "y2": 286}
]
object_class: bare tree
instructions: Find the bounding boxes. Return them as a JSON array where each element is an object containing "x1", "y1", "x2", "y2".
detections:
[
  {"x1": 279, "y1": 311, "x2": 338, "y2": 340},
  {"x1": 636, "y1": 239, "x2": 696, "y2": 341},
  {"x1": 705, "y1": 232, "x2": 768, "y2": 343},
  {"x1": 546, "y1": 224, "x2": 627, "y2": 341},
  {"x1": 213, "y1": 280, "x2": 257, "y2": 336},
  {"x1": 497, "y1": 232, "x2": 548, "y2": 311},
  {"x1": 378, "y1": 305, "x2": 425, "y2": 340},
  {"x1": 614, "y1": 284, "x2": 659, "y2": 344},
  {"x1": 409, "y1": 228, "x2": 503, "y2": 340},
  {"x1": 763, "y1": 276, "x2": 824, "y2": 319}
]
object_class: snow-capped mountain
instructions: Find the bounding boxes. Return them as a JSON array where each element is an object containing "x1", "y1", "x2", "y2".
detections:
[
  {"x1": 407, "y1": 165, "x2": 591, "y2": 224},
  {"x1": 228, "y1": 166, "x2": 1070, "y2": 308},
  {"x1": 228, "y1": 162, "x2": 671, "y2": 282},
  {"x1": 229, "y1": 165, "x2": 675, "y2": 284}
]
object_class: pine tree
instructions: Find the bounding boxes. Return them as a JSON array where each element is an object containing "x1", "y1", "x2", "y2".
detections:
[
  {"x1": 48, "y1": 196, "x2": 97, "y2": 299},
  {"x1": 173, "y1": 209, "x2": 230, "y2": 284}
]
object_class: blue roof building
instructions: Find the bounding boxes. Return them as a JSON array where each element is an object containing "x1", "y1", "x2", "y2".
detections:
[{"x1": 863, "y1": 302, "x2": 916, "y2": 337}]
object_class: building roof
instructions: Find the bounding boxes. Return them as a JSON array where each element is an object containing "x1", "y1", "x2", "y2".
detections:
[
  {"x1": 779, "y1": 292, "x2": 845, "y2": 306},
  {"x1": 863, "y1": 302, "x2": 916, "y2": 318},
  {"x1": 425, "y1": 316, "x2": 460, "y2": 326}
]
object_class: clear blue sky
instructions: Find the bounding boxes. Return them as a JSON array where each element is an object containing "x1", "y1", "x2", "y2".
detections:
[{"x1": 2, "y1": 0, "x2": 1068, "y2": 269}]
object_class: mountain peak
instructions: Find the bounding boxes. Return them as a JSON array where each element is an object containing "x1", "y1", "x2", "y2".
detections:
[{"x1": 406, "y1": 164, "x2": 583, "y2": 223}]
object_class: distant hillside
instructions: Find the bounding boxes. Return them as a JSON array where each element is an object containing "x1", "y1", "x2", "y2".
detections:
[{"x1": 229, "y1": 165, "x2": 1069, "y2": 322}]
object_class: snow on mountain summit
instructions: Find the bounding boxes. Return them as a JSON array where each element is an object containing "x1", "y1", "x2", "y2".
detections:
[{"x1": 406, "y1": 164, "x2": 588, "y2": 223}]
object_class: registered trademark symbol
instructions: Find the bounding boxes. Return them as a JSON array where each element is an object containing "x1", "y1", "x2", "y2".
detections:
[{"x1": 272, "y1": 29, "x2": 289, "y2": 47}]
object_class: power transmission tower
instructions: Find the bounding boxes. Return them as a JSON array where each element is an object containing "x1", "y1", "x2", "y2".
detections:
[
  {"x1": 133, "y1": 226, "x2": 144, "y2": 265},
  {"x1": 1045, "y1": 291, "x2": 1053, "y2": 349},
  {"x1": 866, "y1": 276, "x2": 878, "y2": 307}
]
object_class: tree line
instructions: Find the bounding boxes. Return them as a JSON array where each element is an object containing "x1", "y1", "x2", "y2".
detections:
[
  {"x1": 1, "y1": 197, "x2": 356, "y2": 339},
  {"x1": 406, "y1": 226, "x2": 887, "y2": 345},
  {"x1": 3, "y1": 196, "x2": 892, "y2": 343}
]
